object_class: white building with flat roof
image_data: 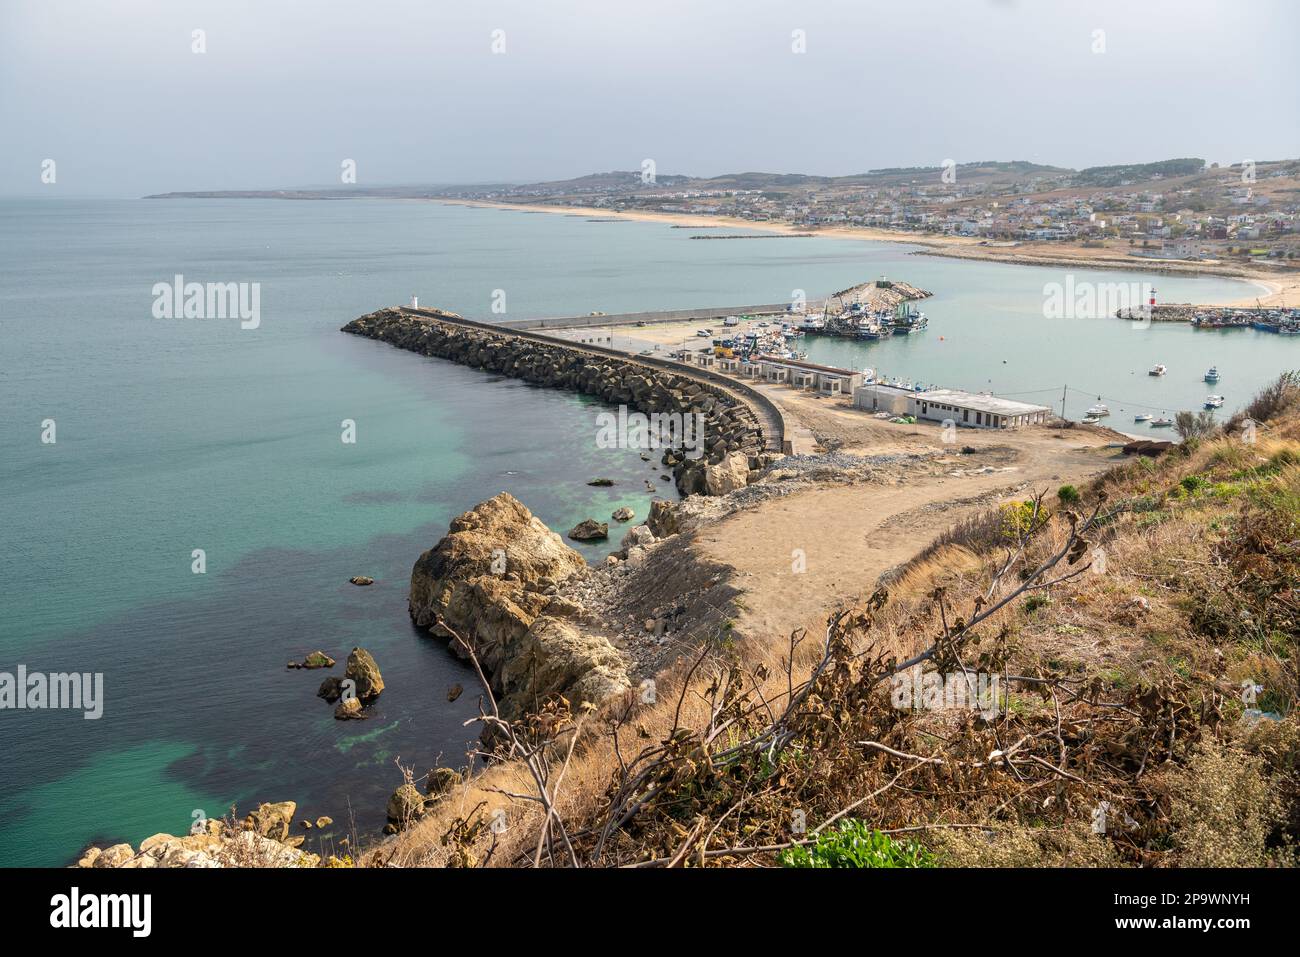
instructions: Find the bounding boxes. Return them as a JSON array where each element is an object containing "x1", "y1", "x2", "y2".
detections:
[{"x1": 911, "y1": 389, "x2": 1051, "y2": 429}]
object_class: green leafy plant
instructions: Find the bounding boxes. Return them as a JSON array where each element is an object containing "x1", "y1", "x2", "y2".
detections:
[{"x1": 779, "y1": 820, "x2": 936, "y2": 868}]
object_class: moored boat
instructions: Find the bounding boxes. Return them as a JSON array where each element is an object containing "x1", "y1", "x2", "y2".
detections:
[
  {"x1": 1204, "y1": 394, "x2": 1225, "y2": 409},
  {"x1": 1148, "y1": 364, "x2": 1167, "y2": 377},
  {"x1": 1204, "y1": 366, "x2": 1220, "y2": 382},
  {"x1": 1134, "y1": 413, "x2": 1153, "y2": 423},
  {"x1": 1150, "y1": 416, "x2": 1173, "y2": 428}
]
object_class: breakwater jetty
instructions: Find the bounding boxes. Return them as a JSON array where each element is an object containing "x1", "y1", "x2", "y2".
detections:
[
  {"x1": 342, "y1": 307, "x2": 787, "y2": 494},
  {"x1": 1115, "y1": 304, "x2": 1299, "y2": 329}
]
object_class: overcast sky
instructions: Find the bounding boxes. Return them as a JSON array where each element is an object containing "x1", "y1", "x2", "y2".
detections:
[{"x1": 2, "y1": 0, "x2": 1297, "y2": 196}]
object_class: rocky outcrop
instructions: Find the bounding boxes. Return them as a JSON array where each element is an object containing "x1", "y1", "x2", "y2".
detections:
[
  {"x1": 383, "y1": 767, "x2": 464, "y2": 834},
  {"x1": 244, "y1": 801, "x2": 296, "y2": 842},
  {"x1": 611, "y1": 506, "x2": 635, "y2": 522},
  {"x1": 342, "y1": 308, "x2": 774, "y2": 495},
  {"x1": 344, "y1": 647, "x2": 384, "y2": 702},
  {"x1": 287, "y1": 650, "x2": 335, "y2": 670},
  {"x1": 78, "y1": 801, "x2": 322, "y2": 868},
  {"x1": 409, "y1": 493, "x2": 630, "y2": 719},
  {"x1": 646, "y1": 499, "x2": 680, "y2": 538}
]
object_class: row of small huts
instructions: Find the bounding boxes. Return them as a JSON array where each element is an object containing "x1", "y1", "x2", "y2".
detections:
[{"x1": 693, "y1": 352, "x2": 1051, "y2": 430}]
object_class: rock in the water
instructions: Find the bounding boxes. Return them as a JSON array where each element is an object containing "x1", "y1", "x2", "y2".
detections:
[
  {"x1": 349, "y1": 576, "x2": 375, "y2": 586},
  {"x1": 386, "y1": 783, "x2": 426, "y2": 830},
  {"x1": 586, "y1": 478, "x2": 614, "y2": 487},
  {"x1": 317, "y1": 676, "x2": 343, "y2": 702},
  {"x1": 611, "y1": 506, "x2": 635, "y2": 522},
  {"x1": 446, "y1": 683, "x2": 463, "y2": 702},
  {"x1": 298, "y1": 650, "x2": 336, "y2": 669},
  {"x1": 567, "y1": 519, "x2": 608, "y2": 541},
  {"x1": 315, "y1": 816, "x2": 333, "y2": 829},
  {"x1": 344, "y1": 647, "x2": 384, "y2": 702},
  {"x1": 334, "y1": 697, "x2": 363, "y2": 720}
]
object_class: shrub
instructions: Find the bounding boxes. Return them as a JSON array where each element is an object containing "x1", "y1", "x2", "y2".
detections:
[
  {"x1": 780, "y1": 821, "x2": 935, "y2": 868},
  {"x1": 1175, "y1": 410, "x2": 1218, "y2": 441},
  {"x1": 1057, "y1": 484, "x2": 1080, "y2": 505},
  {"x1": 1244, "y1": 370, "x2": 1300, "y2": 425}
]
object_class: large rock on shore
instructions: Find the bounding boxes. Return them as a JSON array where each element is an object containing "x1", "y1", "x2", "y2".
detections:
[
  {"x1": 704, "y1": 452, "x2": 752, "y2": 496},
  {"x1": 410, "y1": 493, "x2": 629, "y2": 719},
  {"x1": 646, "y1": 500, "x2": 679, "y2": 538}
]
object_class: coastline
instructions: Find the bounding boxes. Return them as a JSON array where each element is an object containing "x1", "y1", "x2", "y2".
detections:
[{"x1": 432, "y1": 198, "x2": 1296, "y2": 308}]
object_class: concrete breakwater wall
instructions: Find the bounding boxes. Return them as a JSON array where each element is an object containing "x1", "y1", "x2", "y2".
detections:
[{"x1": 342, "y1": 307, "x2": 779, "y2": 495}]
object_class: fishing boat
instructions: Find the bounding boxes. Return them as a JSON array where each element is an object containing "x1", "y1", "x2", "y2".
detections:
[
  {"x1": 1204, "y1": 395, "x2": 1225, "y2": 409},
  {"x1": 892, "y1": 304, "x2": 928, "y2": 334},
  {"x1": 1148, "y1": 364, "x2": 1167, "y2": 377},
  {"x1": 1150, "y1": 417, "x2": 1173, "y2": 428},
  {"x1": 1085, "y1": 403, "x2": 1111, "y2": 417},
  {"x1": 1134, "y1": 413, "x2": 1153, "y2": 423},
  {"x1": 1204, "y1": 366, "x2": 1220, "y2": 383},
  {"x1": 857, "y1": 319, "x2": 892, "y2": 340},
  {"x1": 1082, "y1": 415, "x2": 1102, "y2": 425}
]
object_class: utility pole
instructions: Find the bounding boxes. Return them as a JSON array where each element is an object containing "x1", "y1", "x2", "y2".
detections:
[{"x1": 1061, "y1": 384, "x2": 1068, "y2": 421}]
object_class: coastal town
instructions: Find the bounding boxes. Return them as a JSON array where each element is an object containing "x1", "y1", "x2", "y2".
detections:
[{"x1": 437, "y1": 158, "x2": 1300, "y2": 267}]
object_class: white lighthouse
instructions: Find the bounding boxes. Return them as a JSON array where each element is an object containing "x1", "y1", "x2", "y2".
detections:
[{"x1": 410, "y1": 294, "x2": 419, "y2": 309}]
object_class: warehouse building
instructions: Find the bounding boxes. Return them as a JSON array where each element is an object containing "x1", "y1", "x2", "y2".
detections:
[{"x1": 912, "y1": 389, "x2": 1051, "y2": 429}]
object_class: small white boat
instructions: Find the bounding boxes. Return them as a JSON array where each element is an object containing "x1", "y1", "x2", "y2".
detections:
[
  {"x1": 1148, "y1": 364, "x2": 1167, "y2": 377},
  {"x1": 1150, "y1": 417, "x2": 1173, "y2": 428},
  {"x1": 1082, "y1": 416, "x2": 1102, "y2": 425},
  {"x1": 1204, "y1": 366, "x2": 1220, "y2": 383},
  {"x1": 1204, "y1": 394, "x2": 1225, "y2": 409},
  {"x1": 1085, "y1": 404, "x2": 1110, "y2": 417},
  {"x1": 1134, "y1": 413, "x2": 1153, "y2": 423}
]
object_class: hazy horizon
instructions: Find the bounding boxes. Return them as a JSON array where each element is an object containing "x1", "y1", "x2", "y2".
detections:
[{"x1": 2, "y1": 0, "x2": 1298, "y2": 197}]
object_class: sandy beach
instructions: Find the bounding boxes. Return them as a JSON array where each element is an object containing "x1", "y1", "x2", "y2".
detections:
[{"x1": 435, "y1": 198, "x2": 1297, "y2": 309}]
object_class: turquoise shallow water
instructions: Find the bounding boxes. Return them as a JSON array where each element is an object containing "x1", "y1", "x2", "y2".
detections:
[{"x1": 0, "y1": 198, "x2": 1281, "y2": 866}]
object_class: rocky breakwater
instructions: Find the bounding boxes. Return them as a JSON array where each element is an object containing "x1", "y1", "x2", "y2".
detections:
[
  {"x1": 342, "y1": 307, "x2": 773, "y2": 495},
  {"x1": 409, "y1": 492, "x2": 630, "y2": 721}
]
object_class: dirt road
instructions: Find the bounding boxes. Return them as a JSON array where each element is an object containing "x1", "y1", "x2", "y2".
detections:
[{"x1": 694, "y1": 397, "x2": 1120, "y2": 641}]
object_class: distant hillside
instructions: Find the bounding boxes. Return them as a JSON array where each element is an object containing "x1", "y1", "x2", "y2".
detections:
[{"x1": 1075, "y1": 158, "x2": 1207, "y2": 187}]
